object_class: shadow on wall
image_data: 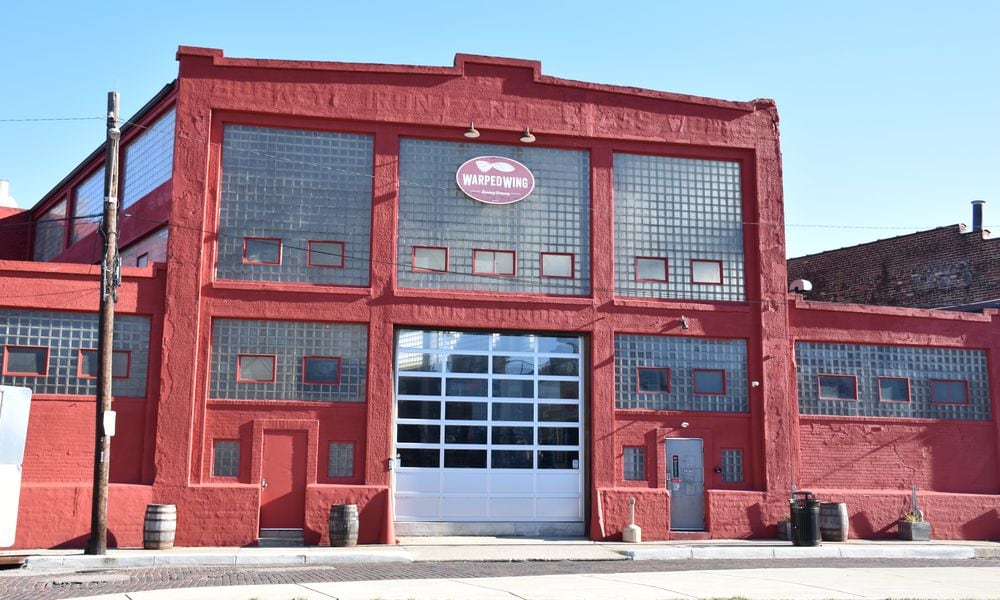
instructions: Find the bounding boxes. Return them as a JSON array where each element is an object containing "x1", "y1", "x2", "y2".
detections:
[
  {"x1": 53, "y1": 531, "x2": 119, "y2": 549},
  {"x1": 961, "y1": 509, "x2": 1000, "y2": 540}
]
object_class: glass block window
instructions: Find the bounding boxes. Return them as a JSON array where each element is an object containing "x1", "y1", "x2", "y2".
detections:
[
  {"x1": 3, "y1": 346, "x2": 48, "y2": 376},
  {"x1": 217, "y1": 125, "x2": 373, "y2": 286},
  {"x1": 122, "y1": 108, "x2": 176, "y2": 209},
  {"x1": 78, "y1": 349, "x2": 130, "y2": 378},
  {"x1": 307, "y1": 241, "x2": 345, "y2": 268},
  {"x1": 398, "y1": 139, "x2": 590, "y2": 295},
  {"x1": 0, "y1": 310, "x2": 149, "y2": 397},
  {"x1": 818, "y1": 375, "x2": 857, "y2": 401},
  {"x1": 623, "y1": 446, "x2": 645, "y2": 481},
  {"x1": 637, "y1": 367, "x2": 670, "y2": 393},
  {"x1": 635, "y1": 257, "x2": 668, "y2": 282},
  {"x1": 33, "y1": 199, "x2": 66, "y2": 262},
  {"x1": 328, "y1": 442, "x2": 354, "y2": 478},
  {"x1": 212, "y1": 440, "x2": 240, "y2": 477},
  {"x1": 244, "y1": 238, "x2": 281, "y2": 265},
  {"x1": 303, "y1": 356, "x2": 341, "y2": 384},
  {"x1": 540, "y1": 253, "x2": 574, "y2": 279},
  {"x1": 691, "y1": 260, "x2": 723, "y2": 285},
  {"x1": 71, "y1": 166, "x2": 105, "y2": 244},
  {"x1": 120, "y1": 227, "x2": 168, "y2": 266},
  {"x1": 616, "y1": 334, "x2": 748, "y2": 412},
  {"x1": 614, "y1": 154, "x2": 744, "y2": 301},
  {"x1": 413, "y1": 246, "x2": 448, "y2": 272},
  {"x1": 473, "y1": 249, "x2": 515, "y2": 276},
  {"x1": 237, "y1": 354, "x2": 276, "y2": 382},
  {"x1": 210, "y1": 319, "x2": 367, "y2": 402},
  {"x1": 721, "y1": 449, "x2": 744, "y2": 483},
  {"x1": 693, "y1": 369, "x2": 726, "y2": 395},
  {"x1": 795, "y1": 342, "x2": 990, "y2": 420}
]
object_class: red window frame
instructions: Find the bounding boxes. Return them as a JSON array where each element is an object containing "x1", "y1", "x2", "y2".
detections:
[
  {"x1": 412, "y1": 246, "x2": 449, "y2": 273},
  {"x1": 472, "y1": 249, "x2": 516, "y2": 276},
  {"x1": 326, "y1": 440, "x2": 356, "y2": 480},
  {"x1": 242, "y1": 237, "x2": 282, "y2": 265},
  {"x1": 539, "y1": 252, "x2": 575, "y2": 279},
  {"x1": 622, "y1": 446, "x2": 646, "y2": 481},
  {"x1": 210, "y1": 439, "x2": 241, "y2": 479},
  {"x1": 136, "y1": 253, "x2": 149, "y2": 268},
  {"x1": 78, "y1": 349, "x2": 132, "y2": 379},
  {"x1": 929, "y1": 379, "x2": 970, "y2": 405},
  {"x1": 637, "y1": 367, "x2": 670, "y2": 393},
  {"x1": 877, "y1": 377, "x2": 911, "y2": 403},
  {"x1": 302, "y1": 356, "x2": 342, "y2": 385},
  {"x1": 690, "y1": 259, "x2": 724, "y2": 285},
  {"x1": 635, "y1": 256, "x2": 668, "y2": 282},
  {"x1": 817, "y1": 374, "x2": 858, "y2": 401},
  {"x1": 693, "y1": 369, "x2": 727, "y2": 396},
  {"x1": 307, "y1": 240, "x2": 346, "y2": 269},
  {"x1": 236, "y1": 354, "x2": 277, "y2": 383},
  {"x1": 2, "y1": 345, "x2": 49, "y2": 377}
]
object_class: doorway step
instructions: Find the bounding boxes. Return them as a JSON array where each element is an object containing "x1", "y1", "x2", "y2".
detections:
[{"x1": 257, "y1": 528, "x2": 304, "y2": 547}]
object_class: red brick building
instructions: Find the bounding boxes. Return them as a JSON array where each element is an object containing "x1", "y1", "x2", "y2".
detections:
[{"x1": 1, "y1": 48, "x2": 998, "y2": 548}]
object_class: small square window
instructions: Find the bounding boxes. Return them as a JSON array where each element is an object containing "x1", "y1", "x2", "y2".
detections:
[
  {"x1": 307, "y1": 241, "x2": 345, "y2": 268},
  {"x1": 721, "y1": 449, "x2": 744, "y2": 483},
  {"x1": 303, "y1": 356, "x2": 341, "y2": 384},
  {"x1": 540, "y1": 253, "x2": 574, "y2": 279},
  {"x1": 328, "y1": 442, "x2": 354, "y2": 478},
  {"x1": 635, "y1": 256, "x2": 668, "y2": 282},
  {"x1": 878, "y1": 377, "x2": 910, "y2": 402},
  {"x1": 637, "y1": 367, "x2": 670, "y2": 393},
  {"x1": 413, "y1": 246, "x2": 448, "y2": 272},
  {"x1": 212, "y1": 440, "x2": 240, "y2": 477},
  {"x1": 243, "y1": 238, "x2": 282, "y2": 265},
  {"x1": 3, "y1": 346, "x2": 48, "y2": 377},
  {"x1": 623, "y1": 447, "x2": 645, "y2": 481},
  {"x1": 691, "y1": 260, "x2": 723, "y2": 285},
  {"x1": 136, "y1": 253, "x2": 149, "y2": 268},
  {"x1": 473, "y1": 249, "x2": 515, "y2": 276},
  {"x1": 237, "y1": 354, "x2": 276, "y2": 383},
  {"x1": 693, "y1": 369, "x2": 726, "y2": 395},
  {"x1": 930, "y1": 380, "x2": 969, "y2": 405},
  {"x1": 79, "y1": 349, "x2": 131, "y2": 379},
  {"x1": 818, "y1": 374, "x2": 857, "y2": 401}
]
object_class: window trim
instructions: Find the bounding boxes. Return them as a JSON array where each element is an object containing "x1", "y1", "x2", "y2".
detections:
[
  {"x1": 412, "y1": 245, "x2": 449, "y2": 273},
  {"x1": 136, "y1": 253, "x2": 150, "y2": 268},
  {"x1": 929, "y1": 379, "x2": 970, "y2": 405},
  {"x1": 637, "y1": 366, "x2": 671, "y2": 394},
  {"x1": 690, "y1": 259, "x2": 724, "y2": 285},
  {"x1": 242, "y1": 237, "x2": 283, "y2": 266},
  {"x1": 635, "y1": 256, "x2": 668, "y2": 282},
  {"x1": 236, "y1": 353, "x2": 277, "y2": 383},
  {"x1": 539, "y1": 252, "x2": 575, "y2": 279},
  {"x1": 720, "y1": 447, "x2": 745, "y2": 483},
  {"x1": 211, "y1": 439, "x2": 241, "y2": 479},
  {"x1": 2, "y1": 345, "x2": 50, "y2": 377},
  {"x1": 623, "y1": 446, "x2": 646, "y2": 481},
  {"x1": 307, "y1": 240, "x2": 346, "y2": 269},
  {"x1": 302, "y1": 356, "x2": 342, "y2": 385},
  {"x1": 817, "y1": 373, "x2": 858, "y2": 401},
  {"x1": 78, "y1": 349, "x2": 132, "y2": 380},
  {"x1": 472, "y1": 248, "x2": 516, "y2": 276},
  {"x1": 693, "y1": 368, "x2": 727, "y2": 396},
  {"x1": 327, "y1": 441, "x2": 356, "y2": 479},
  {"x1": 877, "y1": 376, "x2": 911, "y2": 403}
]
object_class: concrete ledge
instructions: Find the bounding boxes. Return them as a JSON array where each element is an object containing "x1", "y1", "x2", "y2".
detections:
[
  {"x1": 306, "y1": 550, "x2": 412, "y2": 564},
  {"x1": 620, "y1": 547, "x2": 694, "y2": 560}
]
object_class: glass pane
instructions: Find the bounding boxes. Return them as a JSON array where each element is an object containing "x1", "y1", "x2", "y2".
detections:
[
  {"x1": 328, "y1": 442, "x2": 354, "y2": 478},
  {"x1": 304, "y1": 357, "x2": 341, "y2": 383},
  {"x1": 79, "y1": 350, "x2": 99, "y2": 377},
  {"x1": 541, "y1": 253, "x2": 572, "y2": 277},
  {"x1": 492, "y1": 450, "x2": 533, "y2": 469},
  {"x1": 111, "y1": 351, "x2": 129, "y2": 377},
  {"x1": 398, "y1": 400, "x2": 441, "y2": 419},
  {"x1": 491, "y1": 426, "x2": 533, "y2": 445},
  {"x1": 692, "y1": 260, "x2": 722, "y2": 284},
  {"x1": 398, "y1": 330, "x2": 440, "y2": 350},
  {"x1": 536, "y1": 336, "x2": 580, "y2": 354},
  {"x1": 443, "y1": 332, "x2": 490, "y2": 351},
  {"x1": 445, "y1": 378, "x2": 488, "y2": 397},
  {"x1": 819, "y1": 375, "x2": 856, "y2": 400},
  {"x1": 538, "y1": 427, "x2": 579, "y2": 446},
  {"x1": 473, "y1": 250, "x2": 493, "y2": 273},
  {"x1": 493, "y1": 379, "x2": 534, "y2": 398},
  {"x1": 309, "y1": 241, "x2": 344, "y2": 266},
  {"x1": 693, "y1": 370, "x2": 725, "y2": 395},
  {"x1": 623, "y1": 447, "x2": 645, "y2": 481},
  {"x1": 492, "y1": 402, "x2": 533, "y2": 421},
  {"x1": 445, "y1": 401, "x2": 488, "y2": 420},
  {"x1": 538, "y1": 357, "x2": 578, "y2": 376},
  {"x1": 245, "y1": 238, "x2": 280, "y2": 263},
  {"x1": 444, "y1": 425, "x2": 487, "y2": 444},
  {"x1": 538, "y1": 380, "x2": 579, "y2": 399},
  {"x1": 398, "y1": 352, "x2": 441, "y2": 372},
  {"x1": 931, "y1": 380, "x2": 966, "y2": 403},
  {"x1": 538, "y1": 450, "x2": 579, "y2": 469},
  {"x1": 879, "y1": 378, "x2": 909, "y2": 402},
  {"x1": 444, "y1": 449, "x2": 487, "y2": 468},
  {"x1": 238, "y1": 355, "x2": 274, "y2": 381},
  {"x1": 5, "y1": 347, "x2": 47, "y2": 375},
  {"x1": 538, "y1": 404, "x2": 579, "y2": 423},
  {"x1": 636, "y1": 257, "x2": 666, "y2": 281},
  {"x1": 493, "y1": 355, "x2": 535, "y2": 375},
  {"x1": 398, "y1": 376, "x2": 442, "y2": 396},
  {"x1": 495, "y1": 251, "x2": 515, "y2": 275},
  {"x1": 212, "y1": 440, "x2": 240, "y2": 477},
  {"x1": 638, "y1": 368, "x2": 669, "y2": 393},
  {"x1": 399, "y1": 448, "x2": 439, "y2": 468},
  {"x1": 397, "y1": 424, "x2": 440, "y2": 443},
  {"x1": 414, "y1": 247, "x2": 447, "y2": 271},
  {"x1": 492, "y1": 334, "x2": 535, "y2": 352},
  {"x1": 447, "y1": 354, "x2": 488, "y2": 373}
]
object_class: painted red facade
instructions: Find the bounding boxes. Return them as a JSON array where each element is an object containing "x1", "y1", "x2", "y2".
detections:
[{"x1": 1, "y1": 47, "x2": 998, "y2": 549}]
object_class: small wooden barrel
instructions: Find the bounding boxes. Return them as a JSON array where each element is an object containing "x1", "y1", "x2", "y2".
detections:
[
  {"x1": 819, "y1": 502, "x2": 849, "y2": 542},
  {"x1": 329, "y1": 503, "x2": 359, "y2": 547},
  {"x1": 143, "y1": 504, "x2": 177, "y2": 550}
]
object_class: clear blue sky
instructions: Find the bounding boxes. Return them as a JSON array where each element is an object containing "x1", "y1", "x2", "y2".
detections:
[{"x1": 1, "y1": 1, "x2": 997, "y2": 257}]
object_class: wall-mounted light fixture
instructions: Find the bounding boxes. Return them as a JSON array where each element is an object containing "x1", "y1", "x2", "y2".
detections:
[
  {"x1": 519, "y1": 127, "x2": 535, "y2": 143},
  {"x1": 679, "y1": 315, "x2": 689, "y2": 330},
  {"x1": 680, "y1": 421, "x2": 690, "y2": 428},
  {"x1": 751, "y1": 380, "x2": 760, "y2": 388},
  {"x1": 464, "y1": 122, "x2": 480, "y2": 138}
]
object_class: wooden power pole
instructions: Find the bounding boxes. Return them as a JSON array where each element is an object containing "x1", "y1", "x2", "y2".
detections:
[{"x1": 86, "y1": 92, "x2": 121, "y2": 555}]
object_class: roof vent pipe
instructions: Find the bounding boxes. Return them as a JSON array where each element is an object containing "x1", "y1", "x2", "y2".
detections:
[{"x1": 972, "y1": 200, "x2": 985, "y2": 232}]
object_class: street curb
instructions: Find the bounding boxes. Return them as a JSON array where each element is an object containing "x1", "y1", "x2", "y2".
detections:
[
  {"x1": 622, "y1": 545, "x2": 979, "y2": 561},
  {"x1": 22, "y1": 550, "x2": 413, "y2": 570}
]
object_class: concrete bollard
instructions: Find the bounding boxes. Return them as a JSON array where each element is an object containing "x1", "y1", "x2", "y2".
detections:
[{"x1": 623, "y1": 497, "x2": 642, "y2": 543}]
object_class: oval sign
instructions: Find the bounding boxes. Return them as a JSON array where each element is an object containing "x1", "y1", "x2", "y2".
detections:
[{"x1": 456, "y1": 156, "x2": 535, "y2": 205}]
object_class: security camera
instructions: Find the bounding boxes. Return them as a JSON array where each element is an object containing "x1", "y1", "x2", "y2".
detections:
[{"x1": 789, "y1": 279, "x2": 813, "y2": 293}]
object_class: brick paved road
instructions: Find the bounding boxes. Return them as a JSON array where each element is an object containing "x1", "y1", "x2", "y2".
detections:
[{"x1": 2, "y1": 558, "x2": 998, "y2": 600}]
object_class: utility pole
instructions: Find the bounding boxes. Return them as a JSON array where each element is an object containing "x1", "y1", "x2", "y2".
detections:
[{"x1": 86, "y1": 92, "x2": 121, "y2": 555}]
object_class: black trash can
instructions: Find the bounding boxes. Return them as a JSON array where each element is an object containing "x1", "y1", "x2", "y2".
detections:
[{"x1": 790, "y1": 491, "x2": 821, "y2": 546}]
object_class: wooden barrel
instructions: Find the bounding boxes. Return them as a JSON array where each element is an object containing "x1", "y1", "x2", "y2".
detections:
[
  {"x1": 329, "y1": 503, "x2": 359, "y2": 547},
  {"x1": 143, "y1": 504, "x2": 177, "y2": 550},
  {"x1": 819, "y1": 502, "x2": 848, "y2": 542}
]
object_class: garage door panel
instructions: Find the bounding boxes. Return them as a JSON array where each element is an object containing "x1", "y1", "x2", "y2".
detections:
[
  {"x1": 442, "y1": 470, "x2": 488, "y2": 492},
  {"x1": 396, "y1": 495, "x2": 440, "y2": 519},
  {"x1": 396, "y1": 471, "x2": 441, "y2": 493},
  {"x1": 490, "y1": 497, "x2": 535, "y2": 518},
  {"x1": 441, "y1": 496, "x2": 489, "y2": 518},
  {"x1": 490, "y1": 472, "x2": 535, "y2": 494},
  {"x1": 536, "y1": 497, "x2": 582, "y2": 519},
  {"x1": 536, "y1": 472, "x2": 581, "y2": 494}
]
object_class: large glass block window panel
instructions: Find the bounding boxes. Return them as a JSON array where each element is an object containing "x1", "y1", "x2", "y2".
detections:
[
  {"x1": 616, "y1": 334, "x2": 748, "y2": 412},
  {"x1": 209, "y1": 319, "x2": 367, "y2": 402},
  {"x1": 71, "y1": 167, "x2": 105, "y2": 243},
  {"x1": 122, "y1": 108, "x2": 176, "y2": 209},
  {"x1": 119, "y1": 227, "x2": 169, "y2": 266},
  {"x1": 0, "y1": 310, "x2": 150, "y2": 397},
  {"x1": 212, "y1": 440, "x2": 240, "y2": 477},
  {"x1": 217, "y1": 125, "x2": 373, "y2": 286},
  {"x1": 328, "y1": 442, "x2": 354, "y2": 478},
  {"x1": 614, "y1": 154, "x2": 744, "y2": 301},
  {"x1": 33, "y1": 199, "x2": 66, "y2": 262},
  {"x1": 623, "y1": 447, "x2": 645, "y2": 481},
  {"x1": 398, "y1": 139, "x2": 590, "y2": 295},
  {"x1": 795, "y1": 342, "x2": 990, "y2": 420},
  {"x1": 721, "y1": 449, "x2": 743, "y2": 483}
]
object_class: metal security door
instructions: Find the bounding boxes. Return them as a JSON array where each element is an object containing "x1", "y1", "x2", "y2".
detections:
[
  {"x1": 259, "y1": 431, "x2": 307, "y2": 529},
  {"x1": 666, "y1": 438, "x2": 705, "y2": 530}
]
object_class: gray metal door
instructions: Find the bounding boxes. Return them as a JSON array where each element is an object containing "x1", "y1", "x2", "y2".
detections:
[{"x1": 666, "y1": 438, "x2": 705, "y2": 530}]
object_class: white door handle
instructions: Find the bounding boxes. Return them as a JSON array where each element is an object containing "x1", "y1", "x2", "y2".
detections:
[{"x1": 261, "y1": 479, "x2": 268, "y2": 489}]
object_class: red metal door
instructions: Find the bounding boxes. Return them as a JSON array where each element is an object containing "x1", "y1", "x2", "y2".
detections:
[{"x1": 259, "y1": 431, "x2": 307, "y2": 529}]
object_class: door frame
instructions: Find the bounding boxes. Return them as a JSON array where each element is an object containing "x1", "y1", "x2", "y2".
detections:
[
  {"x1": 249, "y1": 419, "x2": 319, "y2": 529},
  {"x1": 663, "y1": 434, "x2": 708, "y2": 532}
]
